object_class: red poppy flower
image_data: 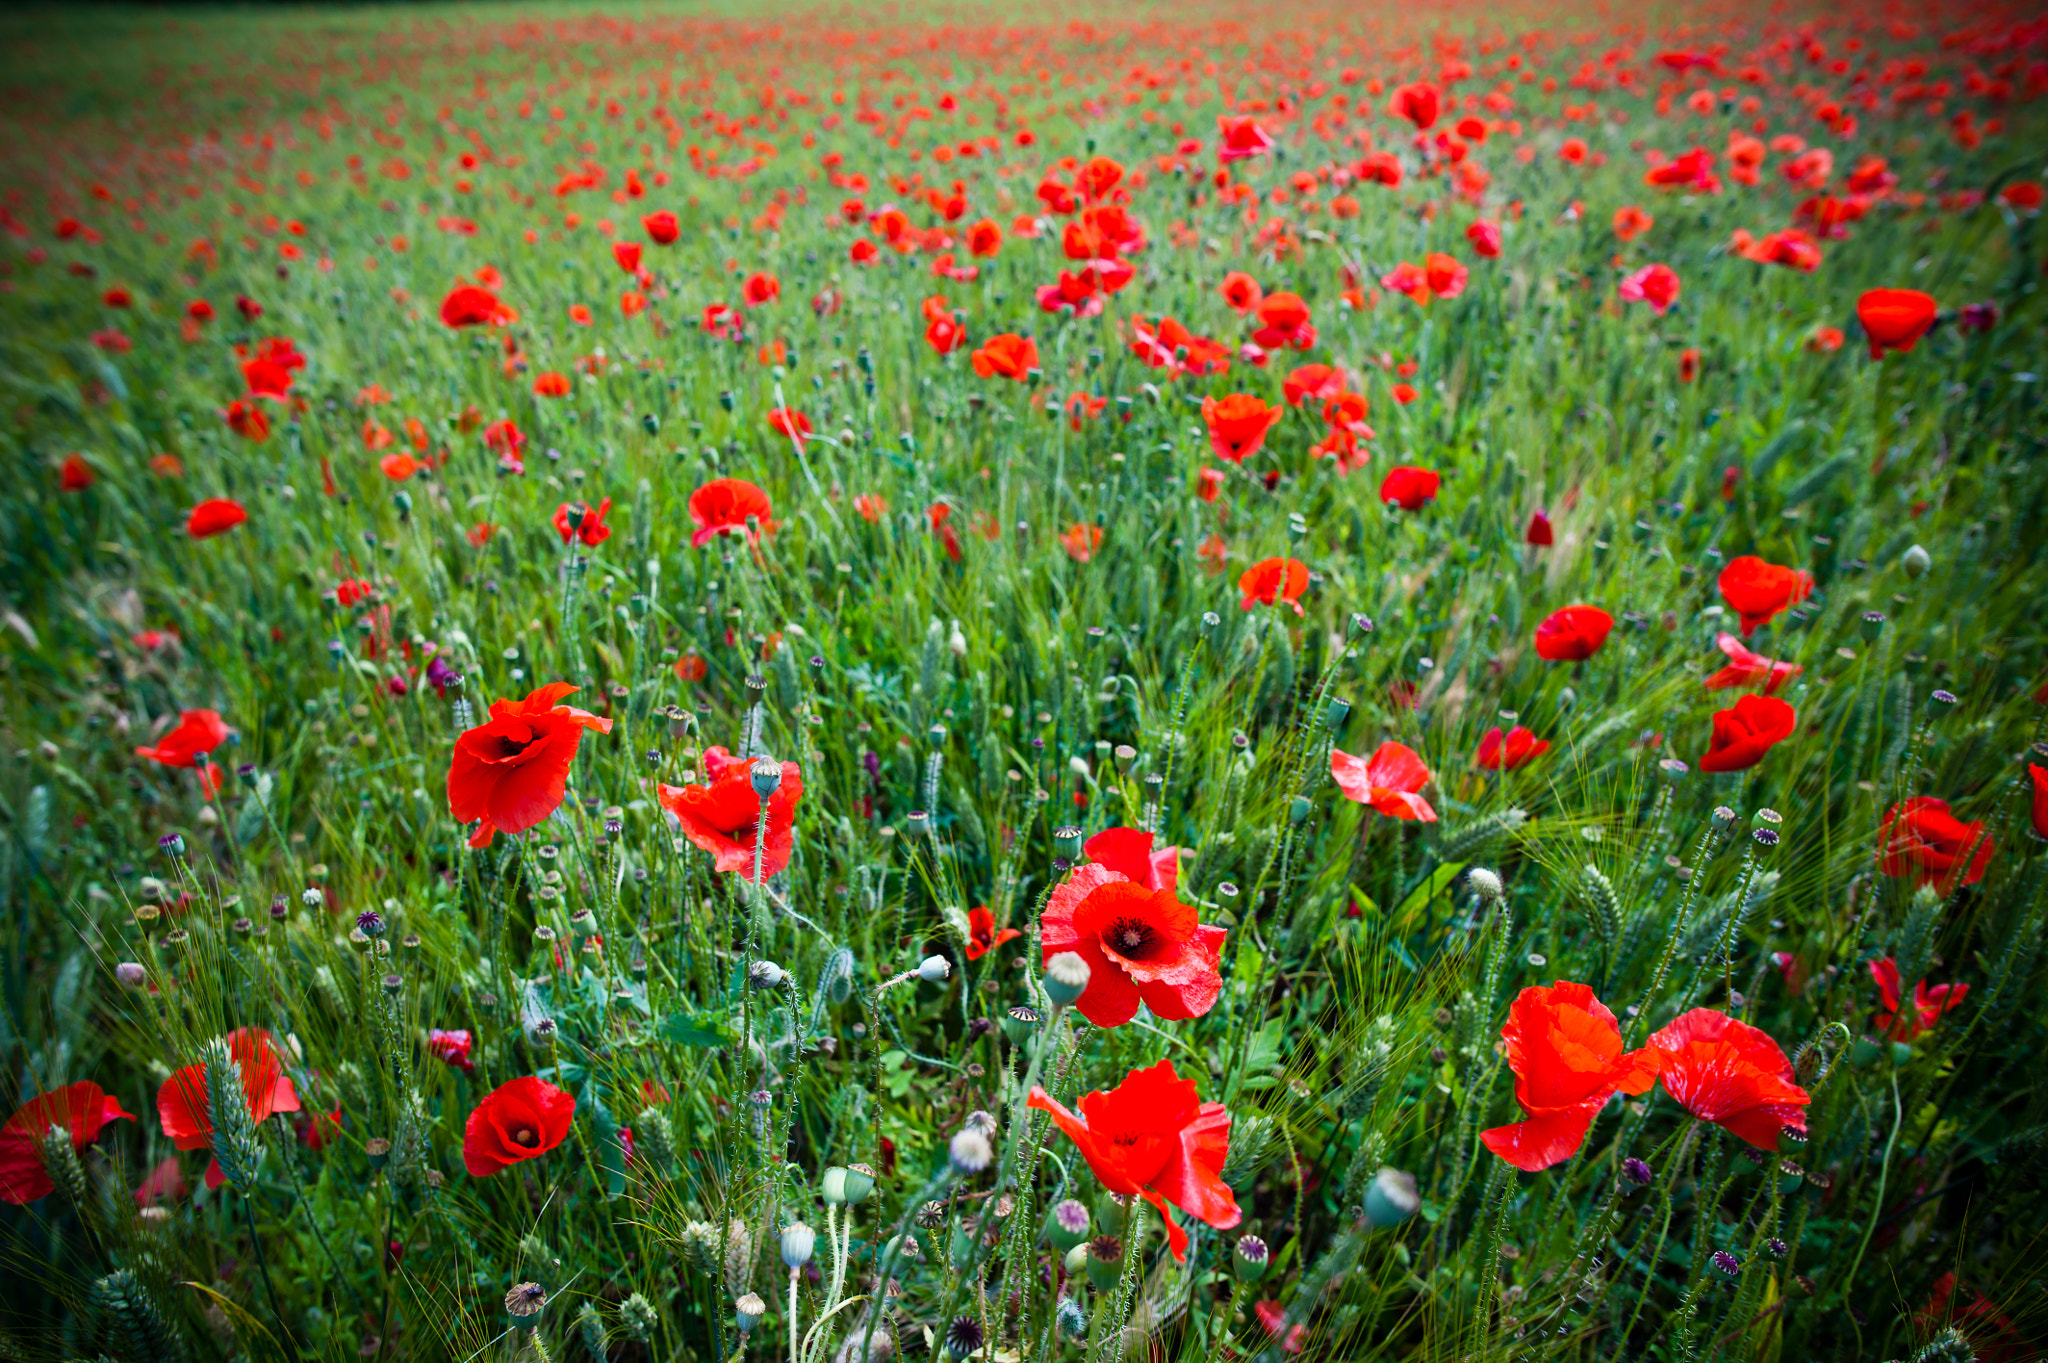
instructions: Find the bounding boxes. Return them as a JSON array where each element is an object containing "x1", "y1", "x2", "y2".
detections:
[
  {"x1": 533, "y1": 371, "x2": 572, "y2": 398},
  {"x1": 1423, "y1": 252, "x2": 1469, "y2": 299},
  {"x1": 971, "y1": 333, "x2": 1039, "y2": 381},
  {"x1": 1480, "y1": 982, "x2": 1659, "y2": 1172},
  {"x1": 1520, "y1": 510, "x2": 1554, "y2": 546},
  {"x1": 966, "y1": 218, "x2": 1003, "y2": 258},
  {"x1": 2031, "y1": 763, "x2": 2048, "y2": 842},
  {"x1": 1646, "y1": 1009, "x2": 1809, "y2": 1149},
  {"x1": 1388, "y1": 81, "x2": 1442, "y2": 130},
  {"x1": 657, "y1": 747, "x2": 805, "y2": 881},
  {"x1": 1379, "y1": 465, "x2": 1440, "y2": 511},
  {"x1": 59, "y1": 453, "x2": 95, "y2": 491},
  {"x1": 1696, "y1": 694, "x2": 1796, "y2": 773},
  {"x1": 158, "y1": 1028, "x2": 301, "y2": 1188},
  {"x1": 1059, "y1": 523, "x2": 1103, "y2": 563},
  {"x1": 689, "y1": 478, "x2": 775, "y2": 547},
  {"x1": 1869, "y1": 958, "x2": 1968, "y2": 1041},
  {"x1": 1201, "y1": 393, "x2": 1282, "y2": 464},
  {"x1": 447, "y1": 683, "x2": 613, "y2": 849},
  {"x1": 1612, "y1": 205, "x2": 1654, "y2": 240},
  {"x1": 1238, "y1": 557, "x2": 1309, "y2": 614},
  {"x1": 1251, "y1": 292, "x2": 1315, "y2": 351},
  {"x1": 1281, "y1": 363, "x2": 1343, "y2": 407},
  {"x1": 224, "y1": 400, "x2": 270, "y2": 443},
  {"x1": 1220, "y1": 271, "x2": 1263, "y2": 314},
  {"x1": 965, "y1": 906, "x2": 1021, "y2": 961},
  {"x1": 1028, "y1": 1059, "x2": 1239, "y2": 1260},
  {"x1": 740, "y1": 271, "x2": 780, "y2": 307},
  {"x1": 427, "y1": 1029, "x2": 476, "y2": 1075},
  {"x1": 1216, "y1": 115, "x2": 1275, "y2": 162},
  {"x1": 135, "y1": 709, "x2": 230, "y2": 769},
  {"x1": 642, "y1": 210, "x2": 679, "y2": 245},
  {"x1": 0, "y1": 1082, "x2": 134, "y2": 1204},
  {"x1": 1878, "y1": 797, "x2": 1994, "y2": 890},
  {"x1": 463, "y1": 1076, "x2": 574, "y2": 1176},
  {"x1": 1130, "y1": 316, "x2": 1229, "y2": 377},
  {"x1": 1041, "y1": 827, "x2": 1216, "y2": 1028},
  {"x1": 1330, "y1": 741, "x2": 1436, "y2": 821},
  {"x1": 1703, "y1": 633, "x2": 1801, "y2": 694},
  {"x1": 1533, "y1": 605, "x2": 1613, "y2": 661},
  {"x1": 1466, "y1": 219, "x2": 1502, "y2": 257},
  {"x1": 611, "y1": 240, "x2": 642, "y2": 274},
  {"x1": 440, "y1": 284, "x2": 514, "y2": 328},
  {"x1": 1857, "y1": 288, "x2": 1938, "y2": 360},
  {"x1": 1477, "y1": 726, "x2": 1550, "y2": 771},
  {"x1": 1717, "y1": 556, "x2": 1811, "y2": 635},
  {"x1": 552, "y1": 497, "x2": 613, "y2": 547},
  {"x1": 1618, "y1": 263, "x2": 1681, "y2": 314},
  {"x1": 483, "y1": 419, "x2": 525, "y2": 463}
]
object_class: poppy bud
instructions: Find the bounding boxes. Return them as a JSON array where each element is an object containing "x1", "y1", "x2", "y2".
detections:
[
  {"x1": 1045, "y1": 1198, "x2": 1090, "y2": 1250},
  {"x1": 822, "y1": 1164, "x2": 875, "y2": 1206},
  {"x1": 1200, "y1": 610, "x2": 1221, "y2": 638},
  {"x1": 159, "y1": 833, "x2": 186, "y2": 857},
  {"x1": 750, "y1": 758, "x2": 783, "y2": 799},
  {"x1": 1043, "y1": 951, "x2": 1091, "y2": 1007},
  {"x1": 1901, "y1": 544, "x2": 1930, "y2": 578},
  {"x1": 1052, "y1": 825, "x2": 1083, "y2": 860},
  {"x1": 918, "y1": 955, "x2": 951, "y2": 984},
  {"x1": 1622, "y1": 1157, "x2": 1654, "y2": 1187},
  {"x1": 1289, "y1": 795, "x2": 1312, "y2": 824},
  {"x1": 1325, "y1": 697, "x2": 1351, "y2": 732},
  {"x1": 780, "y1": 1222, "x2": 815, "y2": 1269},
  {"x1": 747, "y1": 960, "x2": 788, "y2": 991},
  {"x1": 1362, "y1": 1167, "x2": 1420, "y2": 1228},
  {"x1": 1062, "y1": 1242, "x2": 1089, "y2": 1277},
  {"x1": 1094, "y1": 1191, "x2": 1130, "y2": 1235},
  {"x1": 116, "y1": 962, "x2": 146, "y2": 990},
  {"x1": 1929, "y1": 688, "x2": 1958, "y2": 717},
  {"x1": 1235, "y1": 1235, "x2": 1270, "y2": 1282},
  {"x1": 1466, "y1": 867, "x2": 1504, "y2": 903}
]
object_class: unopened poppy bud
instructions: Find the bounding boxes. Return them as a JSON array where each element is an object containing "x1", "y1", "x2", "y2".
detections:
[
  {"x1": 918, "y1": 954, "x2": 951, "y2": 984},
  {"x1": 1062, "y1": 1242, "x2": 1089, "y2": 1277},
  {"x1": 115, "y1": 962, "x2": 146, "y2": 990},
  {"x1": 1362, "y1": 1167, "x2": 1420, "y2": 1228},
  {"x1": 1622, "y1": 1157, "x2": 1654, "y2": 1187},
  {"x1": 780, "y1": 1222, "x2": 816, "y2": 1269},
  {"x1": 1288, "y1": 795, "x2": 1312, "y2": 824},
  {"x1": 1045, "y1": 1198, "x2": 1090, "y2": 1251},
  {"x1": 159, "y1": 833, "x2": 186, "y2": 857},
  {"x1": 1235, "y1": 1235, "x2": 1270, "y2": 1282},
  {"x1": 1466, "y1": 867, "x2": 1504, "y2": 903},
  {"x1": 1929, "y1": 688, "x2": 1958, "y2": 716},
  {"x1": 1043, "y1": 951, "x2": 1090, "y2": 1007},
  {"x1": 1710, "y1": 1250, "x2": 1741, "y2": 1277},
  {"x1": 1901, "y1": 544, "x2": 1931, "y2": 579},
  {"x1": 948, "y1": 1128, "x2": 993, "y2": 1175},
  {"x1": 822, "y1": 1164, "x2": 875, "y2": 1206},
  {"x1": 1659, "y1": 758, "x2": 1689, "y2": 782},
  {"x1": 1052, "y1": 825, "x2": 1082, "y2": 860},
  {"x1": 1056, "y1": 1296, "x2": 1087, "y2": 1337},
  {"x1": 734, "y1": 1293, "x2": 766, "y2": 1333},
  {"x1": 750, "y1": 758, "x2": 783, "y2": 799},
  {"x1": 748, "y1": 960, "x2": 788, "y2": 991}
]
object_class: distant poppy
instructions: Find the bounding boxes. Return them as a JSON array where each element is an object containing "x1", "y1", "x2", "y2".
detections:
[
  {"x1": 1679, "y1": 347, "x2": 1701, "y2": 383},
  {"x1": 1611, "y1": 205, "x2": 1654, "y2": 240},
  {"x1": 158, "y1": 1029, "x2": 300, "y2": 1189},
  {"x1": 533, "y1": 371, "x2": 572, "y2": 398},
  {"x1": 462, "y1": 1076, "x2": 574, "y2": 1177},
  {"x1": 1238, "y1": 557, "x2": 1309, "y2": 614},
  {"x1": 1201, "y1": 393, "x2": 1282, "y2": 464},
  {"x1": 1216, "y1": 116, "x2": 1275, "y2": 162},
  {"x1": 427, "y1": 1029, "x2": 475, "y2": 1074},
  {"x1": 1388, "y1": 81, "x2": 1441, "y2": 130},
  {"x1": 1697, "y1": 694, "x2": 1796, "y2": 773},
  {"x1": 1857, "y1": 288, "x2": 1938, "y2": 359},
  {"x1": 1525, "y1": 510, "x2": 1554, "y2": 545},
  {"x1": 966, "y1": 218, "x2": 1003, "y2": 257},
  {"x1": 1059, "y1": 523, "x2": 1104, "y2": 563},
  {"x1": 0, "y1": 1082, "x2": 134, "y2": 1204},
  {"x1": 2032, "y1": 762, "x2": 2048, "y2": 842},
  {"x1": 1878, "y1": 797, "x2": 1993, "y2": 890},
  {"x1": 1330, "y1": 741, "x2": 1437, "y2": 821},
  {"x1": 186, "y1": 498, "x2": 248, "y2": 539},
  {"x1": 854, "y1": 493, "x2": 889, "y2": 523},
  {"x1": 1477, "y1": 726, "x2": 1550, "y2": 770},
  {"x1": 1534, "y1": 605, "x2": 1613, "y2": 661},
  {"x1": 447, "y1": 683, "x2": 613, "y2": 848},
  {"x1": 971, "y1": 333, "x2": 1039, "y2": 381},
  {"x1": 224, "y1": 400, "x2": 270, "y2": 443},
  {"x1": 1647, "y1": 1009, "x2": 1809, "y2": 1149},
  {"x1": 59, "y1": 453, "x2": 95, "y2": 491},
  {"x1": 1618, "y1": 263, "x2": 1680, "y2": 314},
  {"x1": 1220, "y1": 271, "x2": 1263, "y2": 314},
  {"x1": 611, "y1": 240, "x2": 642, "y2": 273},
  {"x1": 552, "y1": 497, "x2": 613, "y2": 547},
  {"x1": 1423, "y1": 252, "x2": 1469, "y2": 299},
  {"x1": 1281, "y1": 363, "x2": 1344, "y2": 406},
  {"x1": 1195, "y1": 468, "x2": 1225, "y2": 503},
  {"x1": 1379, "y1": 465, "x2": 1439, "y2": 510},
  {"x1": 766, "y1": 407, "x2": 813, "y2": 446},
  {"x1": 378, "y1": 453, "x2": 420, "y2": 481},
  {"x1": 1251, "y1": 292, "x2": 1315, "y2": 350},
  {"x1": 1869, "y1": 958, "x2": 1968, "y2": 1041},
  {"x1": 689, "y1": 478, "x2": 774, "y2": 547},
  {"x1": 642, "y1": 210, "x2": 680, "y2": 244},
  {"x1": 1465, "y1": 219, "x2": 1502, "y2": 258},
  {"x1": 135, "y1": 709, "x2": 229, "y2": 775},
  {"x1": 1130, "y1": 316, "x2": 1230, "y2": 377},
  {"x1": 657, "y1": 746, "x2": 804, "y2": 880},
  {"x1": 440, "y1": 283, "x2": 514, "y2": 327},
  {"x1": 1028, "y1": 1059, "x2": 1238, "y2": 1261},
  {"x1": 1717, "y1": 556, "x2": 1811, "y2": 635},
  {"x1": 1480, "y1": 982, "x2": 1658, "y2": 1172},
  {"x1": 965, "y1": 906, "x2": 1021, "y2": 961},
  {"x1": 740, "y1": 271, "x2": 780, "y2": 307},
  {"x1": 1703, "y1": 633, "x2": 1801, "y2": 694}
]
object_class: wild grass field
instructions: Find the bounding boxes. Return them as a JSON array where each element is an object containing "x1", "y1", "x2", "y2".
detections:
[{"x1": 1, "y1": 2, "x2": 2046, "y2": 1361}]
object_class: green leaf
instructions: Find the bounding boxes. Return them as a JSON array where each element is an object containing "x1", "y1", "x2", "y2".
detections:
[
  {"x1": 659, "y1": 1010, "x2": 729, "y2": 1047},
  {"x1": 1393, "y1": 861, "x2": 1466, "y2": 928}
]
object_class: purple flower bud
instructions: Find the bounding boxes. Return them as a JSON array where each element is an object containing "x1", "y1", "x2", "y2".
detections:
[{"x1": 1623, "y1": 1157, "x2": 1654, "y2": 1187}]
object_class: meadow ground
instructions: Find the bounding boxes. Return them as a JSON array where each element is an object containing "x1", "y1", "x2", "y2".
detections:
[{"x1": 1, "y1": 2, "x2": 2046, "y2": 1361}]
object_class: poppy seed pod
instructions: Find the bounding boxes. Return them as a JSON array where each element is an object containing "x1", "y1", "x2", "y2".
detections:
[
  {"x1": 1084, "y1": 1236, "x2": 1124, "y2": 1291},
  {"x1": 1363, "y1": 1167, "x2": 1421, "y2": 1228},
  {"x1": 779, "y1": 1222, "x2": 815, "y2": 1269},
  {"x1": 1042, "y1": 951, "x2": 1091, "y2": 1007},
  {"x1": 822, "y1": 1163, "x2": 875, "y2": 1206},
  {"x1": 1860, "y1": 610, "x2": 1887, "y2": 642},
  {"x1": 1052, "y1": 825, "x2": 1083, "y2": 860},
  {"x1": 734, "y1": 1293, "x2": 766, "y2": 1333},
  {"x1": 505, "y1": 1282, "x2": 547, "y2": 1329},
  {"x1": 749, "y1": 758, "x2": 783, "y2": 799},
  {"x1": 1235, "y1": 1234, "x2": 1270, "y2": 1282},
  {"x1": 747, "y1": 960, "x2": 787, "y2": 991},
  {"x1": 1045, "y1": 1198, "x2": 1090, "y2": 1251},
  {"x1": 1002, "y1": 1005, "x2": 1040, "y2": 1045}
]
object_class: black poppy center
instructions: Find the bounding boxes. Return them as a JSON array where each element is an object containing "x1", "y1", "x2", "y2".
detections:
[
  {"x1": 487, "y1": 732, "x2": 536, "y2": 760},
  {"x1": 513, "y1": 1127, "x2": 538, "y2": 1147},
  {"x1": 1105, "y1": 916, "x2": 1159, "y2": 959}
]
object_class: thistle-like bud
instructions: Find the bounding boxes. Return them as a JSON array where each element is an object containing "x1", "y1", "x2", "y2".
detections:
[
  {"x1": 780, "y1": 1222, "x2": 816, "y2": 1269},
  {"x1": 200, "y1": 1037, "x2": 262, "y2": 1193},
  {"x1": 634, "y1": 1107, "x2": 676, "y2": 1175},
  {"x1": 1056, "y1": 1296, "x2": 1088, "y2": 1337},
  {"x1": 1466, "y1": 867, "x2": 1504, "y2": 904},
  {"x1": 1362, "y1": 1167, "x2": 1420, "y2": 1228},
  {"x1": 1235, "y1": 1234, "x2": 1270, "y2": 1282},
  {"x1": 748, "y1": 960, "x2": 788, "y2": 991},
  {"x1": 1042, "y1": 951, "x2": 1091, "y2": 1007},
  {"x1": 1579, "y1": 863, "x2": 1620, "y2": 944},
  {"x1": 578, "y1": 1301, "x2": 608, "y2": 1359}
]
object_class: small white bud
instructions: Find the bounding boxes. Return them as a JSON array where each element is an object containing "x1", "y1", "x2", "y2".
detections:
[
  {"x1": 1467, "y1": 867, "x2": 1504, "y2": 903},
  {"x1": 948, "y1": 1128, "x2": 993, "y2": 1174},
  {"x1": 918, "y1": 955, "x2": 951, "y2": 984}
]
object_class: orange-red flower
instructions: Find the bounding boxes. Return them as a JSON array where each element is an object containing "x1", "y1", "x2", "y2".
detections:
[
  {"x1": 766, "y1": 407, "x2": 813, "y2": 446},
  {"x1": 1717, "y1": 556, "x2": 1811, "y2": 635},
  {"x1": 533, "y1": 371, "x2": 572, "y2": 397},
  {"x1": 1878, "y1": 797, "x2": 1994, "y2": 890},
  {"x1": 642, "y1": 210, "x2": 680, "y2": 244},
  {"x1": 965, "y1": 906, "x2": 1021, "y2": 961},
  {"x1": 225, "y1": 400, "x2": 271, "y2": 443},
  {"x1": 1388, "y1": 81, "x2": 1441, "y2": 130},
  {"x1": 1618, "y1": 263, "x2": 1680, "y2": 314},
  {"x1": 1857, "y1": 288, "x2": 1938, "y2": 359},
  {"x1": 1059, "y1": 523, "x2": 1103, "y2": 562},
  {"x1": 1703, "y1": 632, "x2": 1802, "y2": 694},
  {"x1": 1219, "y1": 271, "x2": 1263, "y2": 314},
  {"x1": 1216, "y1": 115, "x2": 1275, "y2": 162},
  {"x1": 2032, "y1": 762, "x2": 2048, "y2": 842},
  {"x1": 971, "y1": 332, "x2": 1039, "y2": 380},
  {"x1": 440, "y1": 283, "x2": 514, "y2": 327},
  {"x1": 1201, "y1": 393, "x2": 1282, "y2": 464},
  {"x1": 1534, "y1": 605, "x2": 1613, "y2": 661},
  {"x1": 1281, "y1": 363, "x2": 1344, "y2": 407},
  {"x1": 552, "y1": 497, "x2": 613, "y2": 547},
  {"x1": 59, "y1": 453, "x2": 95, "y2": 491},
  {"x1": 1330, "y1": 741, "x2": 1436, "y2": 821},
  {"x1": 136, "y1": 708, "x2": 229, "y2": 771},
  {"x1": 1041, "y1": 827, "x2": 1215, "y2": 1028},
  {"x1": 463, "y1": 1076, "x2": 574, "y2": 1176},
  {"x1": 158, "y1": 1028, "x2": 301, "y2": 1189},
  {"x1": 689, "y1": 478, "x2": 774, "y2": 547},
  {"x1": 447, "y1": 683, "x2": 613, "y2": 849},
  {"x1": 1028, "y1": 1059, "x2": 1239, "y2": 1261},
  {"x1": 1238, "y1": 557, "x2": 1309, "y2": 614},
  {"x1": 1611, "y1": 205, "x2": 1654, "y2": 240},
  {"x1": 1251, "y1": 291, "x2": 1315, "y2": 350},
  {"x1": 1646, "y1": 1009, "x2": 1810, "y2": 1149},
  {"x1": 1477, "y1": 726, "x2": 1550, "y2": 770},
  {"x1": 1869, "y1": 958, "x2": 1968, "y2": 1041},
  {"x1": 1697, "y1": 694, "x2": 1796, "y2": 773},
  {"x1": 0, "y1": 1082, "x2": 134, "y2": 1204},
  {"x1": 1480, "y1": 982, "x2": 1658, "y2": 1172},
  {"x1": 741, "y1": 271, "x2": 780, "y2": 307},
  {"x1": 1130, "y1": 316, "x2": 1229, "y2": 377},
  {"x1": 966, "y1": 218, "x2": 1003, "y2": 257},
  {"x1": 1379, "y1": 465, "x2": 1439, "y2": 510},
  {"x1": 657, "y1": 747, "x2": 805, "y2": 881}
]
